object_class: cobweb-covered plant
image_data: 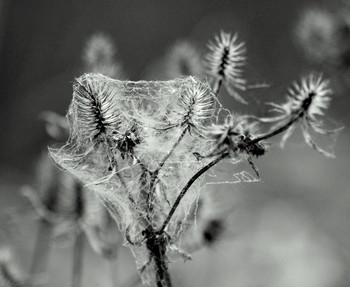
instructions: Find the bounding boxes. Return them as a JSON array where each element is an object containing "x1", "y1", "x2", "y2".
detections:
[
  {"x1": 50, "y1": 31, "x2": 342, "y2": 287},
  {"x1": 50, "y1": 73, "x2": 219, "y2": 286}
]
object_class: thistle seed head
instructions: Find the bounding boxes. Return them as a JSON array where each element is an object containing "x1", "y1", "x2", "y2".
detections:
[
  {"x1": 205, "y1": 31, "x2": 247, "y2": 102},
  {"x1": 260, "y1": 74, "x2": 341, "y2": 157},
  {"x1": 177, "y1": 79, "x2": 216, "y2": 133},
  {"x1": 286, "y1": 74, "x2": 332, "y2": 120},
  {"x1": 207, "y1": 115, "x2": 266, "y2": 158},
  {"x1": 70, "y1": 74, "x2": 122, "y2": 146}
]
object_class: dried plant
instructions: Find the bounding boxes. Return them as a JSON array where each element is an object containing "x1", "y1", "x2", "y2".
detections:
[
  {"x1": 47, "y1": 30, "x2": 342, "y2": 287},
  {"x1": 0, "y1": 22, "x2": 339, "y2": 287}
]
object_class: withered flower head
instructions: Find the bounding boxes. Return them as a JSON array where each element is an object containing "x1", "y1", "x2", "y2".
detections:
[
  {"x1": 206, "y1": 31, "x2": 247, "y2": 103},
  {"x1": 70, "y1": 74, "x2": 122, "y2": 146},
  {"x1": 262, "y1": 74, "x2": 342, "y2": 157},
  {"x1": 176, "y1": 79, "x2": 216, "y2": 134}
]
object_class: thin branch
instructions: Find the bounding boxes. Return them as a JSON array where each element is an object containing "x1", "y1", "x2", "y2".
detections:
[
  {"x1": 158, "y1": 113, "x2": 304, "y2": 234},
  {"x1": 240, "y1": 113, "x2": 301, "y2": 148},
  {"x1": 28, "y1": 219, "x2": 52, "y2": 286},
  {"x1": 212, "y1": 78, "x2": 223, "y2": 96},
  {"x1": 157, "y1": 152, "x2": 229, "y2": 234},
  {"x1": 154, "y1": 127, "x2": 188, "y2": 177},
  {"x1": 147, "y1": 127, "x2": 188, "y2": 211}
]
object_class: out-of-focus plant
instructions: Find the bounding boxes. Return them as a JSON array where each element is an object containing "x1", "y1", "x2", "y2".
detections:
[
  {"x1": 23, "y1": 142, "x2": 120, "y2": 287},
  {"x1": 0, "y1": 247, "x2": 24, "y2": 287},
  {"x1": 48, "y1": 29, "x2": 342, "y2": 287},
  {"x1": 21, "y1": 33, "x2": 126, "y2": 287},
  {"x1": 295, "y1": 4, "x2": 350, "y2": 83}
]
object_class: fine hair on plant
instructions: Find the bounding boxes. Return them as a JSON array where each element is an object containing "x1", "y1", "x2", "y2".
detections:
[{"x1": 45, "y1": 28, "x2": 344, "y2": 287}]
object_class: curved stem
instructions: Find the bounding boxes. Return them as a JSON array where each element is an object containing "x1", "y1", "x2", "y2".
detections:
[
  {"x1": 212, "y1": 78, "x2": 223, "y2": 96},
  {"x1": 158, "y1": 113, "x2": 302, "y2": 234},
  {"x1": 157, "y1": 127, "x2": 188, "y2": 172},
  {"x1": 147, "y1": 127, "x2": 188, "y2": 212},
  {"x1": 157, "y1": 152, "x2": 229, "y2": 234},
  {"x1": 240, "y1": 114, "x2": 301, "y2": 148}
]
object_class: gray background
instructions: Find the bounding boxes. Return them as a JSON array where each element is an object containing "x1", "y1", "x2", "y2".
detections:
[{"x1": 0, "y1": 1, "x2": 350, "y2": 286}]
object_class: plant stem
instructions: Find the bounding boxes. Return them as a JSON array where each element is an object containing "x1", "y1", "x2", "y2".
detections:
[
  {"x1": 144, "y1": 229, "x2": 172, "y2": 287},
  {"x1": 158, "y1": 114, "x2": 302, "y2": 234},
  {"x1": 28, "y1": 219, "x2": 52, "y2": 286},
  {"x1": 212, "y1": 78, "x2": 223, "y2": 95},
  {"x1": 240, "y1": 114, "x2": 300, "y2": 148},
  {"x1": 147, "y1": 127, "x2": 188, "y2": 212},
  {"x1": 156, "y1": 127, "x2": 188, "y2": 173},
  {"x1": 72, "y1": 232, "x2": 84, "y2": 287},
  {"x1": 158, "y1": 152, "x2": 229, "y2": 234}
]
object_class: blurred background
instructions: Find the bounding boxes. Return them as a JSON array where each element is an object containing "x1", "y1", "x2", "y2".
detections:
[{"x1": 0, "y1": 0, "x2": 350, "y2": 286}]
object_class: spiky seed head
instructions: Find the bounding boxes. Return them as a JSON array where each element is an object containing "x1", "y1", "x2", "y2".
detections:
[
  {"x1": 70, "y1": 74, "x2": 122, "y2": 145},
  {"x1": 205, "y1": 31, "x2": 246, "y2": 100},
  {"x1": 177, "y1": 79, "x2": 216, "y2": 133},
  {"x1": 207, "y1": 115, "x2": 266, "y2": 157},
  {"x1": 260, "y1": 74, "x2": 341, "y2": 157},
  {"x1": 286, "y1": 74, "x2": 332, "y2": 120},
  {"x1": 114, "y1": 124, "x2": 141, "y2": 159}
]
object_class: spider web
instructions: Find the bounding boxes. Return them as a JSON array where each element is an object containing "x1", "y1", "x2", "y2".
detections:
[{"x1": 49, "y1": 73, "x2": 240, "y2": 286}]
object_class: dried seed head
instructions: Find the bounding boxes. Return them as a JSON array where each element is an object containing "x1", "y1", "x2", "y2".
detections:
[
  {"x1": 114, "y1": 124, "x2": 141, "y2": 159},
  {"x1": 206, "y1": 31, "x2": 247, "y2": 103},
  {"x1": 286, "y1": 74, "x2": 332, "y2": 120},
  {"x1": 49, "y1": 75, "x2": 225, "y2": 286},
  {"x1": 207, "y1": 115, "x2": 265, "y2": 157},
  {"x1": 70, "y1": 74, "x2": 122, "y2": 146},
  {"x1": 260, "y1": 74, "x2": 342, "y2": 157},
  {"x1": 177, "y1": 79, "x2": 216, "y2": 133}
]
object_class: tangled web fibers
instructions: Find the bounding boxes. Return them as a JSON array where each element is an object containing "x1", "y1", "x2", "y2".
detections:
[{"x1": 50, "y1": 73, "x2": 231, "y2": 284}]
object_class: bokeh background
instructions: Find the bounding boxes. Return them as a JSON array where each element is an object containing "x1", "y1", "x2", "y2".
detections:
[{"x1": 0, "y1": 0, "x2": 350, "y2": 286}]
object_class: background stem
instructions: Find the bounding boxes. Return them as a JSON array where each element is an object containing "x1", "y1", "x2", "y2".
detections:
[
  {"x1": 28, "y1": 219, "x2": 52, "y2": 286},
  {"x1": 71, "y1": 232, "x2": 84, "y2": 287}
]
